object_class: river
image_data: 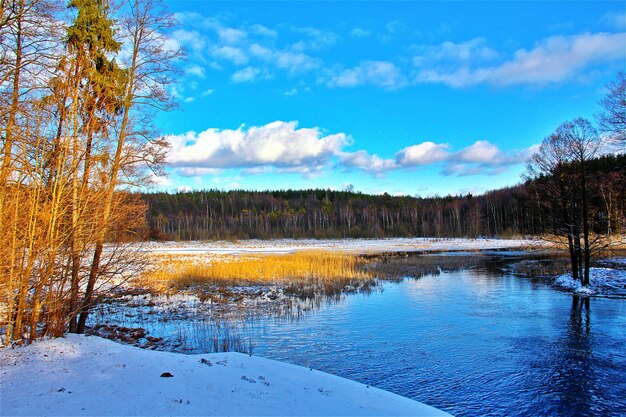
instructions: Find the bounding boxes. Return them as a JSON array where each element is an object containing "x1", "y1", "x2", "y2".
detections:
[{"x1": 242, "y1": 254, "x2": 626, "y2": 416}]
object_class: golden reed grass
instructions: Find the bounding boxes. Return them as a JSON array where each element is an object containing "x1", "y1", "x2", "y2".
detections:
[{"x1": 139, "y1": 251, "x2": 370, "y2": 291}]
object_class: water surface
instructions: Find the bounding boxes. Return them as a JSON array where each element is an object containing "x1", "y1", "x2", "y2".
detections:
[{"x1": 243, "y1": 258, "x2": 626, "y2": 417}]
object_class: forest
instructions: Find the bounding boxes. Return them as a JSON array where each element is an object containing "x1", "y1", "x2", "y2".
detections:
[{"x1": 143, "y1": 153, "x2": 625, "y2": 241}]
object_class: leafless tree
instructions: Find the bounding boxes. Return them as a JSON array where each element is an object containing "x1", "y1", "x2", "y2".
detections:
[
  {"x1": 597, "y1": 72, "x2": 626, "y2": 149},
  {"x1": 527, "y1": 118, "x2": 604, "y2": 286}
]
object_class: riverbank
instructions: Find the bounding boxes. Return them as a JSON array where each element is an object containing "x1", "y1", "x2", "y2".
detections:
[{"x1": 0, "y1": 334, "x2": 451, "y2": 416}]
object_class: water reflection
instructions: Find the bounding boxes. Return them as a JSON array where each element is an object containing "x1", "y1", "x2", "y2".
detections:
[
  {"x1": 532, "y1": 295, "x2": 625, "y2": 417},
  {"x1": 546, "y1": 296, "x2": 595, "y2": 416}
]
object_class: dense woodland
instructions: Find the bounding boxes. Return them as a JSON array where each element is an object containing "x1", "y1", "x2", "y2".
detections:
[{"x1": 143, "y1": 153, "x2": 625, "y2": 241}]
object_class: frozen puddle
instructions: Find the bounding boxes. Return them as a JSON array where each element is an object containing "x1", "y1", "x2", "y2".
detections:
[{"x1": 0, "y1": 334, "x2": 451, "y2": 416}]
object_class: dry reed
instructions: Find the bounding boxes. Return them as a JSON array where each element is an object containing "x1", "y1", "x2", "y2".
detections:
[{"x1": 139, "y1": 251, "x2": 370, "y2": 291}]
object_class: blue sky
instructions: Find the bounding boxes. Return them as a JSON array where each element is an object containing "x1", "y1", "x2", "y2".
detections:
[{"x1": 153, "y1": 1, "x2": 625, "y2": 196}]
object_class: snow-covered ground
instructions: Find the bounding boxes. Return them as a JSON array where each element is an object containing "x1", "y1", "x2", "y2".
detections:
[
  {"x1": 140, "y1": 237, "x2": 545, "y2": 256},
  {"x1": 553, "y1": 267, "x2": 626, "y2": 296},
  {"x1": 0, "y1": 335, "x2": 450, "y2": 417}
]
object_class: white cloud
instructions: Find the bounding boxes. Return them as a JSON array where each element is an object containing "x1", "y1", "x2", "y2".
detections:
[
  {"x1": 164, "y1": 120, "x2": 538, "y2": 179},
  {"x1": 201, "y1": 88, "x2": 215, "y2": 96},
  {"x1": 213, "y1": 46, "x2": 248, "y2": 65},
  {"x1": 250, "y1": 24, "x2": 277, "y2": 38},
  {"x1": 249, "y1": 43, "x2": 273, "y2": 59},
  {"x1": 249, "y1": 43, "x2": 319, "y2": 75},
  {"x1": 395, "y1": 142, "x2": 450, "y2": 165},
  {"x1": 439, "y1": 141, "x2": 539, "y2": 176},
  {"x1": 291, "y1": 26, "x2": 339, "y2": 50},
  {"x1": 170, "y1": 29, "x2": 206, "y2": 55},
  {"x1": 412, "y1": 38, "x2": 498, "y2": 66},
  {"x1": 147, "y1": 172, "x2": 172, "y2": 188},
  {"x1": 386, "y1": 20, "x2": 407, "y2": 35},
  {"x1": 350, "y1": 28, "x2": 371, "y2": 38},
  {"x1": 453, "y1": 140, "x2": 501, "y2": 163},
  {"x1": 231, "y1": 66, "x2": 262, "y2": 83},
  {"x1": 327, "y1": 61, "x2": 406, "y2": 89},
  {"x1": 217, "y1": 27, "x2": 247, "y2": 44},
  {"x1": 275, "y1": 51, "x2": 320, "y2": 74},
  {"x1": 177, "y1": 167, "x2": 222, "y2": 177},
  {"x1": 185, "y1": 65, "x2": 205, "y2": 78},
  {"x1": 166, "y1": 121, "x2": 349, "y2": 175},
  {"x1": 284, "y1": 88, "x2": 298, "y2": 96},
  {"x1": 601, "y1": 11, "x2": 626, "y2": 30},
  {"x1": 339, "y1": 151, "x2": 398, "y2": 176},
  {"x1": 415, "y1": 32, "x2": 626, "y2": 87},
  {"x1": 441, "y1": 163, "x2": 508, "y2": 177}
]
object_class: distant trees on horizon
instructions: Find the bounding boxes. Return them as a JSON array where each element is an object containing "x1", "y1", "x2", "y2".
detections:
[{"x1": 142, "y1": 152, "x2": 625, "y2": 243}]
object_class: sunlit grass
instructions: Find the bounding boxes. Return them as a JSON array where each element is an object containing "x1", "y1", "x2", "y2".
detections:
[{"x1": 139, "y1": 251, "x2": 371, "y2": 292}]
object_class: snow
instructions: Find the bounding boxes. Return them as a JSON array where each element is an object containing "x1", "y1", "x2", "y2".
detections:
[
  {"x1": 0, "y1": 334, "x2": 451, "y2": 416},
  {"x1": 140, "y1": 237, "x2": 545, "y2": 256},
  {"x1": 553, "y1": 267, "x2": 626, "y2": 296}
]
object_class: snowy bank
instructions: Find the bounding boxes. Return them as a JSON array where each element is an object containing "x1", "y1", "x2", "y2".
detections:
[
  {"x1": 553, "y1": 267, "x2": 626, "y2": 297},
  {"x1": 0, "y1": 335, "x2": 451, "y2": 416}
]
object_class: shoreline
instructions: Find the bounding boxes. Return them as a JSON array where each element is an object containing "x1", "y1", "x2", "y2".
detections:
[{"x1": 0, "y1": 334, "x2": 452, "y2": 416}]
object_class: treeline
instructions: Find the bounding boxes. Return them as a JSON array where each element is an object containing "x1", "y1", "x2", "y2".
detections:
[{"x1": 143, "y1": 153, "x2": 625, "y2": 240}]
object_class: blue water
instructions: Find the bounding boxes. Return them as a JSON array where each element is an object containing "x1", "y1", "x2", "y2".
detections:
[{"x1": 245, "y1": 264, "x2": 626, "y2": 416}]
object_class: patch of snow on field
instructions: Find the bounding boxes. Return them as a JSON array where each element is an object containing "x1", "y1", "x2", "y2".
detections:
[
  {"x1": 141, "y1": 237, "x2": 545, "y2": 256},
  {"x1": 554, "y1": 268, "x2": 626, "y2": 296},
  {"x1": 0, "y1": 334, "x2": 451, "y2": 416}
]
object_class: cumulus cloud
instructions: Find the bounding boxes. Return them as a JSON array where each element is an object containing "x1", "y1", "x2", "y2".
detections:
[
  {"x1": 339, "y1": 150, "x2": 398, "y2": 176},
  {"x1": 327, "y1": 61, "x2": 406, "y2": 89},
  {"x1": 250, "y1": 24, "x2": 277, "y2": 38},
  {"x1": 185, "y1": 65, "x2": 205, "y2": 78},
  {"x1": 395, "y1": 142, "x2": 450, "y2": 165},
  {"x1": 415, "y1": 32, "x2": 626, "y2": 87},
  {"x1": 166, "y1": 121, "x2": 349, "y2": 176},
  {"x1": 341, "y1": 139, "x2": 535, "y2": 177},
  {"x1": 213, "y1": 45, "x2": 249, "y2": 65},
  {"x1": 231, "y1": 66, "x2": 263, "y2": 83},
  {"x1": 440, "y1": 140, "x2": 539, "y2": 176},
  {"x1": 164, "y1": 120, "x2": 537, "y2": 179},
  {"x1": 453, "y1": 140, "x2": 501, "y2": 163},
  {"x1": 217, "y1": 27, "x2": 247, "y2": 44}
]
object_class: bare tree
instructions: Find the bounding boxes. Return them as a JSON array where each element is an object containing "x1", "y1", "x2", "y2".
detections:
[
  {"x1": 597, "y1": 72, "x2": 626, "y2": 148},
  {"x1": 75, "y1": 0, "x2": 178, "y2": 333},
  {"x1": 527, "y1": 118, "x2": 603, "y2": 286}
]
